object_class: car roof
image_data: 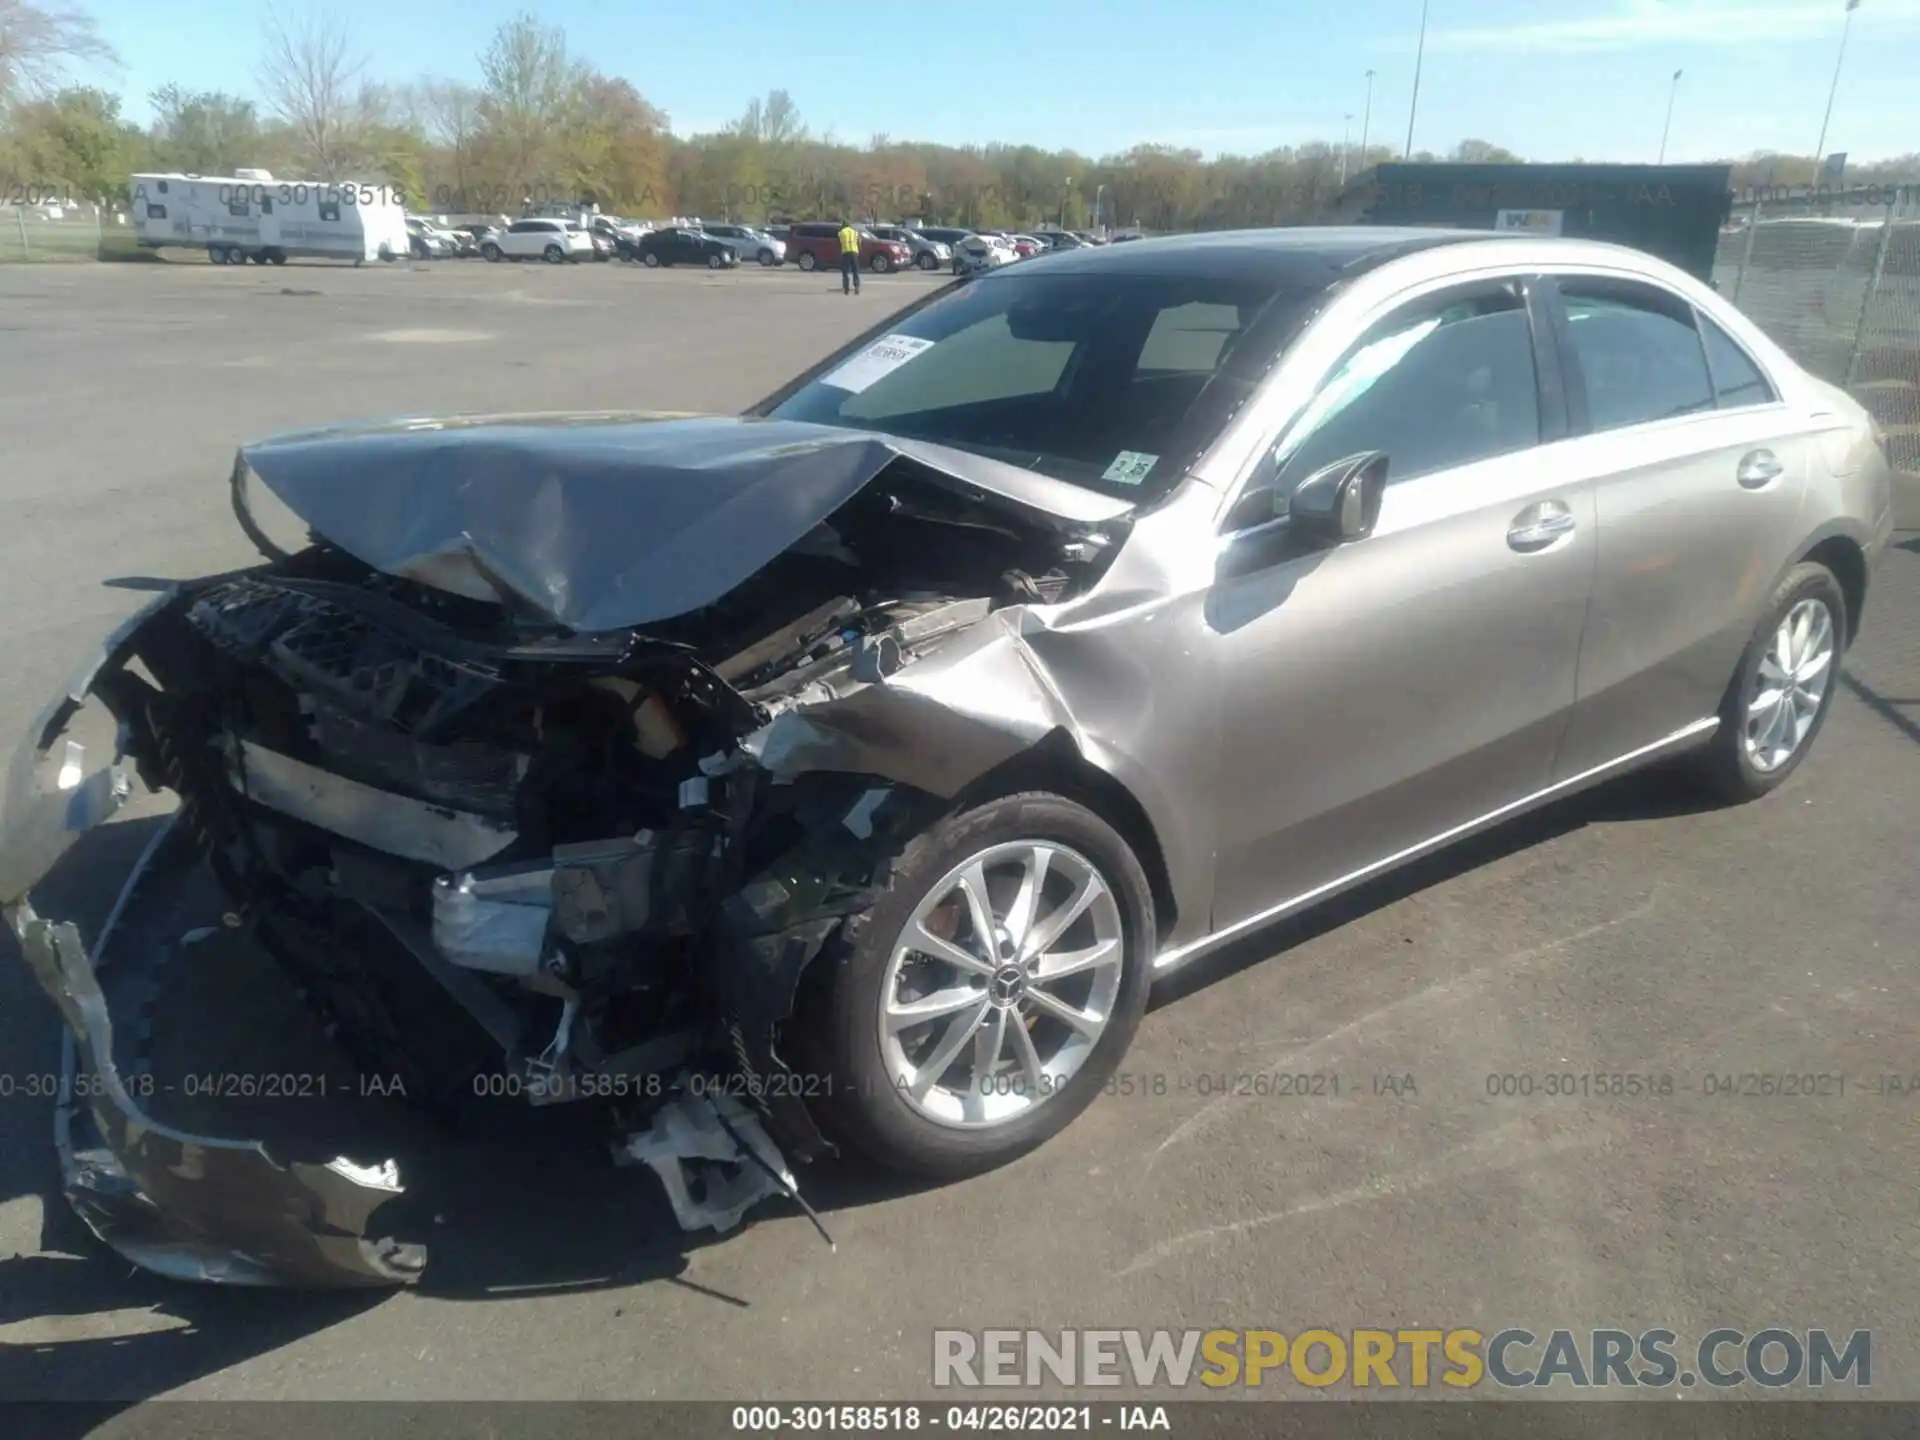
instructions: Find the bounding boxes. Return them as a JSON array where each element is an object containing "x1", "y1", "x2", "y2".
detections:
[{"x1": 980, "y1": 226, "x2": 1529, "y2": 285}]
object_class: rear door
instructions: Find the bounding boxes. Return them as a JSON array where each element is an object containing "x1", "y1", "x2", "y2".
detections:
[{"x1": 1540, "y1": 273, "x2": 1815, "y2": 776}]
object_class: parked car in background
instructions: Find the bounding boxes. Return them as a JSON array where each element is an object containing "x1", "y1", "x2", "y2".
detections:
[
  {"x1": 590, "y1": 215, "x2": 646, "y2": 250},
  {"x1": 481, "y1": 217, "x2": 595, "y2": 263},
  {"x1": 951, "y1": 232, "x2": 1016, "y2": 275},
  {"x1": 1071, "y1": 230, "x2": 1106, "y2": 245},
  {"x1": 912, "y1": 226, "x2": 974, "y2": 252},
  {"x1": 404, "y1": 217, "x2": 455, "y2": 259},
  {"x1": 785, "y1": 222, "x2": 912, "y2": 274},
  {"x1": 1035, "y1": 230, "x2": 1086, "y2": 251},
  {"x1": 628, "y1": 225, "x2": 740, "y2": 269},
  {"x1": 700, "y1": 223, "x2": 786, "y2": 266},
  {"x1": 867, "y1": 224, "x2": 951, "y2": 272}
]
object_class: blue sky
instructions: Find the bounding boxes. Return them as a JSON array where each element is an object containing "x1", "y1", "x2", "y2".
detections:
[{"x1": 66, "y1": 0, "x2": 1920, "y2": 163}]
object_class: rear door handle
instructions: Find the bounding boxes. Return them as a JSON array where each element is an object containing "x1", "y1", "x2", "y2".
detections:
[
  {"x1": 1737, "y1": 448, "x2": 1784, "y2": 488},
  {"x1": 1508, "y1": 500, "x2": 1577, "y2": 552}
]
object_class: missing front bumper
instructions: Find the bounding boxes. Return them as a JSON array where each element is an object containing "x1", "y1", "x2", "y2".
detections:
[{"x1": 1, "y1": 597, "x2": 425, "y2": 1288}]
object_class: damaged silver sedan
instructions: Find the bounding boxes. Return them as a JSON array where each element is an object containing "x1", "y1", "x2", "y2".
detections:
[{"x1": 3, "y1": 227, "x2": 1893, "y2": 1287}]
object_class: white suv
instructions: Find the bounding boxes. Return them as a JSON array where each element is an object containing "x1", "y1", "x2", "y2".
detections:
[{"x1": 482, "y1": 218, "x2": 596, "y2": 264}]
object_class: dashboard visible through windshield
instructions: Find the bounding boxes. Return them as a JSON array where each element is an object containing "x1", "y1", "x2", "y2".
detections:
[{"x1": 763, "y1": 271, "x2": 1303, "y2": 499}]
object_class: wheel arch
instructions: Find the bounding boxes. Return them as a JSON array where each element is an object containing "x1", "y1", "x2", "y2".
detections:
[
  {"x1": 1799, "y1": 532, "x2": 1869, "y2": 647},
  {"x1": 951, "y1": 729, "x2": 1180, "y2": 946}
]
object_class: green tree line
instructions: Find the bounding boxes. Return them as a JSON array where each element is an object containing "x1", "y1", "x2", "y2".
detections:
[{"x1": 5, "y1": 3, "x2": 1917, "y2": 232}]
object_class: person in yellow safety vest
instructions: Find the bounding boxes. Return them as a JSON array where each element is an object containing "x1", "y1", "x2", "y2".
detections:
[{"x1": 837, "y1": 220, "x2": 862, "y2": 296}]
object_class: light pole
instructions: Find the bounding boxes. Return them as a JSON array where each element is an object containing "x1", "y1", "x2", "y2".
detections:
[
  {"x1": 1405, "y1": 0, "x2": 1430, "y2": 159},
  {"x1": 1812, "y1": 0, "x2": 1861, "y2": 185},
  {"x1": 1341, "y1": 114, "x2": 1353, "y2": 186},
  {"x1": 1062, "y1": 176, "x2": 1073, "y2": 228},
  {"x1": 1658, "y1": 69, "x2": 1682, "y2": 163},
  {"x1": 1093, "y1": 183, "x2": 1106, "y2": 234},
  {"x1": 1361, "y1": 69, "x2": 1375, "y2": 158}
]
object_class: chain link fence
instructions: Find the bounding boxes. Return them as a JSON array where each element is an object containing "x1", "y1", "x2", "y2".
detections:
[
  {"x1": 1714, "y1": 196, "x2": 1920, "y2": 469},
  {"x1": 1, "y1": 201, "x2": 149, "y2": 261}
]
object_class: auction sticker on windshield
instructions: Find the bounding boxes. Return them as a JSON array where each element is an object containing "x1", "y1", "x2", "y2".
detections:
[
  {"x1": 1103, "y1": 451, "x2": 1158, "y2": 485},
  {"x1": 820, "y1": 334, "x2": 937, "y2": 393}
]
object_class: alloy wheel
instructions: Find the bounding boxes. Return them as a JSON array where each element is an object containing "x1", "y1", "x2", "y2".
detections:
[
  {"x1": 1743, "y1": 597, "x2": 1835, "y2": 773},
  {"x1": 879, "y1": 840, "x2": 1125, "y2": 1129}
]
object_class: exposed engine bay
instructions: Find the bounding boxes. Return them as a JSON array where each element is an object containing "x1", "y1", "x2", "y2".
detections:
[
  {"x1": 3, "y1": 421, "x2": 1135, "y2": 1286},
  {"x1": 156, "y1": 465, "x2": 1105, "y2": 1134}
]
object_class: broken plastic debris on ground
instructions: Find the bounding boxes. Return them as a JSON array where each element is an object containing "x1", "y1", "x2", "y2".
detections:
[{"x1": 615, "y1": 1087, "x2": 803, "y2": 1235}]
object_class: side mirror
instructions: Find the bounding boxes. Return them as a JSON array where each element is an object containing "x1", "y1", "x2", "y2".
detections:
[{"x1": 1286, "y1": 451, "x2": 1388, "y2": 547}]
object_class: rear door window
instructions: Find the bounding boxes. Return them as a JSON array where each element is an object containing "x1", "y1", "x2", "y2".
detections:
[
  {"x1": 1556, "y1": 278, "x2": 1715, "y2": 431},
  {"x1": 1697, "y1": 314, "x2": 1777, "y2": 409}
]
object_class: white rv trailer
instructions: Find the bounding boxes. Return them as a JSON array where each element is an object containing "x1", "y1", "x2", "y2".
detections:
[{"x1": 129, "y1": 169, "x2": 411, "y2": 265}]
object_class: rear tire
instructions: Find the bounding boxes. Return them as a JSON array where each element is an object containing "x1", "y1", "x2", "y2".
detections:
[
  {"x1": 543, "y1": 244, "x2": 565, "y2": 263},
  {"x1": 1688, "y1": 561, "x2": 1847, "y2": 804},
  {"x1": 794, "y1": 791, "x2": 1155, "y2": 1181}
]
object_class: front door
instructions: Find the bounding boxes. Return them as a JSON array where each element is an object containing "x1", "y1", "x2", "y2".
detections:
[{"x1": 1207, "y1": 276, "x2": 1598, "y2": 930}]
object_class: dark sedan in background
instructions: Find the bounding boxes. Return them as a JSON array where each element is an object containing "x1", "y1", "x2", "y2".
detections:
[{"x1": 625, "y1": 226, "x2": 739, "y2": 269}]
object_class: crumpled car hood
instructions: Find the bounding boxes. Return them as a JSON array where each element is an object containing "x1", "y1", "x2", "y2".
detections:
[{"x1": 237, "y1": 412, "x2": 1135, "y2": 634}]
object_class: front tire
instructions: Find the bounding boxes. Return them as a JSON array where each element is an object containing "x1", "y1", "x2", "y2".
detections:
[
  {"x1": 482, "y1": 243, "x2": 502, "y2": 262},
  {"x1": 642, "y1": 251, "x2": 660, "y2": 267},
  {"x1": 543, "y1": 244, "x2": 565, "y2": 264},
  {"x1": 870, "y1": 252, "x2": 892, "y2": 273},
  {"x1": 917, "y1": 252, "x2": 939, "y2": 271},
  {"x1": 796, "y1": 791, "x2": 1154, "y2": 1180},
  {"x1": 1689, "y1": 561, "x2": 1846, "y2": 804},
  {"x1": 797, "y1": 250, "x2": 817, "y2": 272},
  {"x1": 708, "y1": 252, "x2": 723, "y2": 269},
  {"x1": 758, "y1": 248, "x2": 777, "y2": 266}
]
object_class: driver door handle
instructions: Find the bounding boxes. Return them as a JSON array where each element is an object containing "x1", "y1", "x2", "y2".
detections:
[{"x1": 1507, "y1": 499, "x2": 1577, "y2": 553}]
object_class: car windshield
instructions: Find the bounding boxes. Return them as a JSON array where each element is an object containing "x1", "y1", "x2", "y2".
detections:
[{"x1": 763, "y1": 269, "x2": 1315, "y2": 499}]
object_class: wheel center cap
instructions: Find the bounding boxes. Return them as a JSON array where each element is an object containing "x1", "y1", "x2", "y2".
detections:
[{"x1": 989, "y1": 965, "x2": 1028, "y2": 1007}]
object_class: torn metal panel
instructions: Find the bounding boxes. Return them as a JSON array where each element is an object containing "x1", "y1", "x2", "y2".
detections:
[
  {"x1": 742, "y1": 606, "x2": 1081, "y2": 796},
  {"x1": 236, "y1": 414, "x2": 1133, "y2": 633},
  {"x1": 6, "y1": 787, "x2": 423, "y2": 1288},
  {"x1": 225, "y1": 737, "x2": 517, "y2": 870},
  {"x1": 0, "y1": 592, "x2": 176, "y2": 908},
  {"x1": 615, "y1": 1089, "x2": 798, "y2": 1234}
]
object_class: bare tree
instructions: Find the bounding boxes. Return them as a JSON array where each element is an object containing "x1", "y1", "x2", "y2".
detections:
[
  {"x1": 255, "y1": 6, "x2": 366, "y2": 179},
  {"x1": 760, "y1": 88, "x2": 804, "y2": 145},
  {"x1": 0, "y1": 0, "x2": 118, "y2": 104},
  {"x1": 477, "y1": 13, "x2": 575, "y2": 193}
]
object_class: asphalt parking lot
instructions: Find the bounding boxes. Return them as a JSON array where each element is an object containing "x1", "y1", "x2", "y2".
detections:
[{"x1": 2, "y1": 259, "x2": 1918, "y2": 1408}]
